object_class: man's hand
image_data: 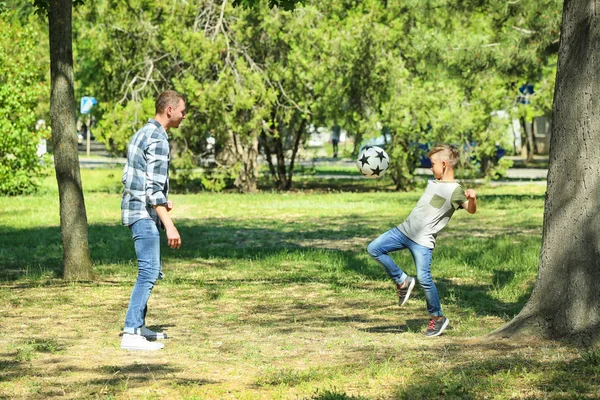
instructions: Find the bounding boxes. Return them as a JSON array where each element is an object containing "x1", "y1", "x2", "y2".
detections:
[
  {"x1": 165, "y1": 226, "x2": 181, "y2": 249},
  {"x1": 153, "y1": 203, "x2": 181, "y2": 248},
  {"x1": 465, "y1": 189, "x2": 476, "y2": 200}
]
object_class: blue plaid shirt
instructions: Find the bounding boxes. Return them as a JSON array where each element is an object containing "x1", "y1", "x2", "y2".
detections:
[{"x1": 121, "y1": 119, "x2": 170, "y2": 227}]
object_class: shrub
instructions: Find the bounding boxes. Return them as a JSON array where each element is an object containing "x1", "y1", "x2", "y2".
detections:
[{"x1": 0, "y1": 12, "x2": 49, "y2": 195}]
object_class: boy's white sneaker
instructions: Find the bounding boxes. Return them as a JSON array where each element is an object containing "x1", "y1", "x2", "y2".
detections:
[
  {"x1": 121, "y1": 333, "x2": 164, "y2": 351},
  {"x1": 140, "y1": 326, "x2": 168, "y2": 340}
]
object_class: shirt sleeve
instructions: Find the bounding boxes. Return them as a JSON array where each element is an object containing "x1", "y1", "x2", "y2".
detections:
[
  {"x1": 145, "y1": 138, "x2": 169, "y2": 206},
  {"x1": 451, "y1": 185, "x2": 467, "y2": 209}
]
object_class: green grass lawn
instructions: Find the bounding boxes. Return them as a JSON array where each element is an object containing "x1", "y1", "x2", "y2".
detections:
[{"x1": 1, "y1": 169, "x2": 598, "y2": 399}]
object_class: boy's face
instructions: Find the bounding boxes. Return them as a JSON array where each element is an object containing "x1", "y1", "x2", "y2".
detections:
[{"x1": 429, "y1": 153, "x2": 447, "y2": 180}]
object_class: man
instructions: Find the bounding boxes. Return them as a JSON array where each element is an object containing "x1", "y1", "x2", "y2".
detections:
[{"x1": 120, "y1": 90, "x2": 185, "y2": 351}]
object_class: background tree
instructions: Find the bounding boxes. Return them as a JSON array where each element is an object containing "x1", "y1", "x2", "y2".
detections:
[
  {"x1": 38, "y1": 0, "x2": 94, "y2": 280},
  {"x1": 494, "y1": 0, "x2": 600, "y2": 345},
  {"x1": 69, "y1": 0, "x2": 561, "y2": 193},
  {"x1": 255, "y1": 5, "x2": 325, "y2": 190},
  {"x1": 0, "y1": 9, "x2": 50, "y2": 195}
]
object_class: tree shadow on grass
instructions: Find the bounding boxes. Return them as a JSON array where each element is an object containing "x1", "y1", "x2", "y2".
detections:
[
  {"x1": 0, "y1": 215, "x2": 386, "y2": 281},
  {"x1": 0, "y1": 214, "x2": 539, "y2": 320},
  {"x1": 91, "y1": 363, "x2": 218, "y2": 389},
  {"x1": 0, "y1": 354, "x2": 24, "y2": 382},
  {"x1": 0, "y1": 350, "x2": 218, "y2": 397},
  {"x1": 476, "y1": 193, "x2": 546, "y2": 203},
  {"x1": 436, "y1": 276, "x2": 533, "y2": 318},
  {"x1": 390, "y1": 341, "x2": 600, "y2": 399},
  {"x1": 361, "y1": 319, "x2": 424, "y2": 334}
]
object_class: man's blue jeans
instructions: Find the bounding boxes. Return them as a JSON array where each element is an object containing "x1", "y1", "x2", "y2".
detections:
[
  {"x1": 124, "y1": 218, "x2": 161, "y2": 331},
  {"x1": 367, "y1": 227, "x2": 442, "y2": 316}
]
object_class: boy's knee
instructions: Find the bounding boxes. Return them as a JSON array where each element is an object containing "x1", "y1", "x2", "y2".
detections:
[
  {"x1": 366, "y1": 242, "x2": 379, "y2": 257},
  {"x1": 416, "y1": 271, "x2": 434, "y2": 286}
]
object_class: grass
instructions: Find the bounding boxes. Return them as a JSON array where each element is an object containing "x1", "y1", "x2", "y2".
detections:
[{"x1": 1, "y1": 168, "x2": 598, "y2": 399}]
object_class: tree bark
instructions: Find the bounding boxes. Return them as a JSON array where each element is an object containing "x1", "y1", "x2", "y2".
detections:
[
  {"x1": 521, "y1": 117, "x2": 537, "y2": 162},
  {"x1": 285, "y1": 119, "x2": 306, "y2": 190},
  {"x1": 229, "y1": 130, "x2": 259, "y2": 192},
  {"x1": 492, "y1": 0, "x2": 600, "y2": 345},
  {"x1": 49, "y1": 0, "x2": 94, "y2": 280}
]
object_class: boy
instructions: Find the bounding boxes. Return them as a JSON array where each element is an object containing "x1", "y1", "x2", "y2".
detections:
[
  {"x1": 367, "y1": 145, "x2": 477, "y2": 337},
  {"x1": 120, "y1": 90, "x2": 186, "y2": 351}
]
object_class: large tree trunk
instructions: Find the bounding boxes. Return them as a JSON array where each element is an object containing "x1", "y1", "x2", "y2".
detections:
[
  {"x1": 49, "y1": 0, "x2": 94, "y2": 280},
  {"x1": 492, "y1": 0, "x2": 600, "y2": 345}
]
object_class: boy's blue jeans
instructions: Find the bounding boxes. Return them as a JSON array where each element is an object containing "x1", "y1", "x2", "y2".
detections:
[
  {"x1": 367, "y1": 227, "x2": 442, "y2": 317},
  {"x1": 124, "y1": 218, "x2": 161, "y2": 332}
]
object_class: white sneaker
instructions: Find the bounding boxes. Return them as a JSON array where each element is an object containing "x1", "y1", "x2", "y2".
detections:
[
  {"x1": 140, "y1": 326, "x2": 168, "y2": 340},
  {"x1": 121, "y1": 333, "x2": 164, "y2": 351}
]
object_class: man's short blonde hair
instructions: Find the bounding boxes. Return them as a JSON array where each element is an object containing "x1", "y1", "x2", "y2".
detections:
[
  {"x1": 427, "y1": 144, "x2": 459, "y2": 167},
  {"x1": 155, "y1": 90, "x2": 185, "y2": 114}
]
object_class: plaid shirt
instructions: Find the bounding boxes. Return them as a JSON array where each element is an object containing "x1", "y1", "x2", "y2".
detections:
[{"x1": 121, "y1": 119, "x2": 170, "y2": 227}]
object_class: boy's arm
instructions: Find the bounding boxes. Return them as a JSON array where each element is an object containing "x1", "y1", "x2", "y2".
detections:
[
  {"x1": 462, "y1": 189, "x2": 477, "y2": 214},
  {"x1": 154, "y1": 205, "x2": 181, "y2": 249}
]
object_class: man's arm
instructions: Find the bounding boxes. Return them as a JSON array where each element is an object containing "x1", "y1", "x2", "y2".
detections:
[
  {"x1": 146, "y1": 138, "x2": 181, "y2": 248},
  {"x1": 154, "y1": 204, "x2": 181, "y2": 249},
  {"x1": 462, "y1": 189, "x2": 477, "y2": 214}
]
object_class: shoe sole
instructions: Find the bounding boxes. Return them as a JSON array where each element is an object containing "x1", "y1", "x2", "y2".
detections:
[
  {"x1": 399, "y1": 278, "x2": 415, "y2": 306},
  {"x1": 425, "y1": 318, "x2": 450, "y2": 337},
  {"x1": 141, "y1": 334, "x2": 167, "y2": 340}
]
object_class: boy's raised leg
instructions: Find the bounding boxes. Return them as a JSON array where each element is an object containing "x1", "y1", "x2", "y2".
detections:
[{"x1": 397, "y1": 276, "x2": 415, "y2": 306}]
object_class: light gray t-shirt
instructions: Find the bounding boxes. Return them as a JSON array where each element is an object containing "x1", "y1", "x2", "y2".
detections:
[{"x1": 398, "y1": 180, "x2": 467, "y2": 249}]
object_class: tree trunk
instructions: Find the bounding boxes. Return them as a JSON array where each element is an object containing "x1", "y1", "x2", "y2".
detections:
[
  {"x1": 521, "y1": 117, "x2": 537, "y2": 162},
  {"x1": 49, "y1": 0, "x2": 94, "y2": 281},
  {"x1": 273, "y1": 132, "x2": 288, "y2": 190},
  {"x1": 352, "y1": 131, "x2": 363, "y2": 156},
  {"x1": 259, "y1": 130, "x2": 278, "y2": 181},
  {"x1": 285, "y1": 119, "x2": 306, "y2": 190},
  {"x1": 230, "y1": 130, "x2": 259, "y2": 193},
  {"x1": 492, "y1": 0, "x2": 600, "y2": 345}
]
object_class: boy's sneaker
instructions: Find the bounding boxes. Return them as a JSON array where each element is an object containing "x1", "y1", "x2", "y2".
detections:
[
  {"x1": 121, "y1": 333, "x2": 164, "y2": 351},
  {"x1": 396, "y1": 276, "x2": 415, "y2": 306},
  {"x1": 424, "y1": 316, "x2": 450, "y2": 337},
  {"x1": 140, "y1": 326, "x2": 168, "y2": 340}
]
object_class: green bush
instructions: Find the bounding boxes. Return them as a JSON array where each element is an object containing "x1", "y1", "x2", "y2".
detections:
[{"x1": 0, "y1": 12, "x2": 49, "y2": 195}]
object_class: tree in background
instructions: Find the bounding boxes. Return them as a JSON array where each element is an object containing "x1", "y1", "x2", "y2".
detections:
[
  {"x1": 252, "y1": 5, "x2": 325, "y2": 190},
  {"x1": 71, "y1": 0, "x2": 561, "y2": 193},
  {"x1": 35, "y1": 0, "x2": 94, "y2": 280},
  {"x1": 0, "y1": 9, "x2": 50, "y2": 195}
]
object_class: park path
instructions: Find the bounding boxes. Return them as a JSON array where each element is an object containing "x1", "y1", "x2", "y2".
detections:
[{"x1": 76, "y1": 141, "x2": 548, "y2": 183}]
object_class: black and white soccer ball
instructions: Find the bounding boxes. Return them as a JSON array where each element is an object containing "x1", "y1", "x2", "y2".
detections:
[{"x1": 356, "y1": 146, "x2": 390, "y2": 178}]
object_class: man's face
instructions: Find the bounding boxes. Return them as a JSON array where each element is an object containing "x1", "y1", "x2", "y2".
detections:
[{"x1": 167, "y1": 99, "x2": 186, "y2": 129}]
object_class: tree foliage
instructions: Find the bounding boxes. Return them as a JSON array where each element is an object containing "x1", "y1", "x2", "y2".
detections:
[
  {"x1": 0, "y1": 10, "x2": 50, "y2": 195},
  {"x1": 4, "y1": 0, "x2": 562, "y2": 193},
  {"x1": 80, "y1": 0, "x2": 561, "y2": 191}
]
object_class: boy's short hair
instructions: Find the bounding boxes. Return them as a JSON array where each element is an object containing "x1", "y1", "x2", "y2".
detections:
[
  {"x1": 155, "y1": 90, "x2": 185, "y2": 114},
  {"x1": 427, "y1": 145, "x2": 459, "y2": 167}
]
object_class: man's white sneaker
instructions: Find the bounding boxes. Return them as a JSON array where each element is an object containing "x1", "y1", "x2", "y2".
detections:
[
  {"x1": 140, "y1": 326, "x2": 168, "y2": 340},
  {"x1": 121, "y1": 333, "x2": 164, "y2": 351}
]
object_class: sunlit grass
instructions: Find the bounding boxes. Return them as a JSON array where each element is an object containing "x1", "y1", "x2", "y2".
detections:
[{"x1": 2, "y1": 170, "x2": 597, "y2": 399}]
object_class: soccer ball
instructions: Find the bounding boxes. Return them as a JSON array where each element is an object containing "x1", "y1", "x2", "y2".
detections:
[{"x1": 356, "y1": 146, "x2": 390, "y2": 178}]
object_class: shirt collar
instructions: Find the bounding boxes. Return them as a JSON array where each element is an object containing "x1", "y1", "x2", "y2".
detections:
[{"x1": 147, "y1": 118, "x2": 168, "y2": 139}]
